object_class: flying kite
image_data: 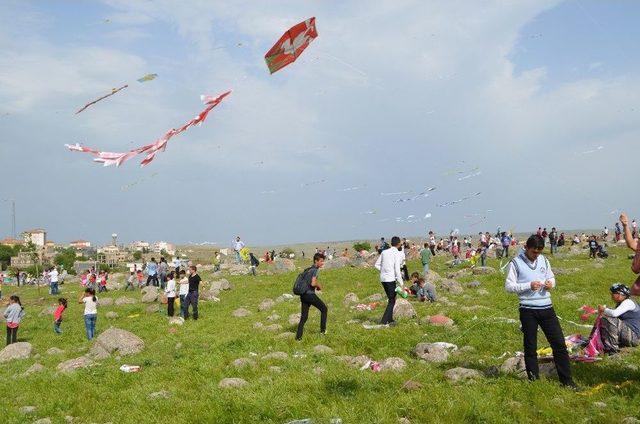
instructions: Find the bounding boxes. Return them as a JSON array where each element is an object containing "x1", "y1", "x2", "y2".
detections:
[
  {"x1": 265, "y1": 17, "x2": 318, "y2": 74},
  {"x1": 137, "y1": 73, "x2": 158, "y2": 83},
  {"x1": 75, "y1": 84, "x2": 128, "y2": 114},
  {"x1": 66, "y1": 90, "x2": 231, "y2": 167}
]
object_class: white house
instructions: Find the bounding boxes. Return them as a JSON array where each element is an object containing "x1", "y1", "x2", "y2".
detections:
[{"x1": 23, "y1": 229, "x2": 46, "y2": 247}]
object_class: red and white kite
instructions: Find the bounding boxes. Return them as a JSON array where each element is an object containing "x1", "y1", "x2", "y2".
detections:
[
  {"x1": 66, "y1": 90, "x2": 231, "y2": 167},
  {"x1": 264, "y1": 17, "x2": 318, "y2": 74}
]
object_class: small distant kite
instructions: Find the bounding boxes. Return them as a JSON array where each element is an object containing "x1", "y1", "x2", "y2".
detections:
[
  {"x1": 75, "y1": 84, "x2": 128, "y2": 115},
  {"x1": 265, "y1": 17, "x2": 318, "y2": 74},
  {"x1": 66, "y1": 90, "x2": 231, "y2": 167},
  {"x1": 137, "y1": 73, "x2": 158, "y2": 83}
]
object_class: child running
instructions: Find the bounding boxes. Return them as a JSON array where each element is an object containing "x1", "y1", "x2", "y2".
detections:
[
  {"x1": 165, "y1": 271, "x2": 176, "y2": 317},
  {"x1": 124, "y1": 272, "x2": 136, "y2": 291},
  {"x1": 4, "y1": 295, "x2": 25, "y2": 345},
  {"x1": 53, "y1": 298, "x2": 67, "y2": 334},
  {"x1": 79, "y1": 288, "x2": 98, "y2": 340}
]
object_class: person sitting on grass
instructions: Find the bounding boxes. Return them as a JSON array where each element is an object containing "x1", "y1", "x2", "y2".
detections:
[
  {"x1": 417, "y1": 277, "x2": 437, "y2": 302},
  {"x1": 409, "y1": 272, "x2": 420, "y2": 295},
  {"x1": 597, "y1": 283, "x2": 640, "y2": 354}
]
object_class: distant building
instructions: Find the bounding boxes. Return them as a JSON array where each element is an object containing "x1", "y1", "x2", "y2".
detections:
[
  {"x1": 70, "y1": 240, "x2": 91, "y2": 249},
  {"x1": 45, "y1": 240, "x2": 56, "y2": 248},
  {"x1": 10, "y1": 251, "x2": 35, "y2": 268},
  {"x1": 153, "y1": 241, "x2": 176, "y2": 255},
  {"x1": 0, "y1": 237, "x2": 24, "y2": 247},
  {"x1": 22, "y1": 229, "x2": 46, "y2": 247},
  {"x1": 130, "y1": 241, "x2": 150, "y2": 252},
  {"x1": 97, "y1": 244, "x2": 129, "y2": 267}
]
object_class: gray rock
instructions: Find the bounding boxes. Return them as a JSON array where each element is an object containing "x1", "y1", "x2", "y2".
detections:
[
  {"x1": 288, "y1": 313, "x2": 301, "y2": 326},
  {"x1": 444, "y1": 367, "x2": 483, "y2": 383},
  {"x1": 232, "y1": 308, "x2": 251, "y2": 318},
  {"x1": 23, "y1": 362, "x2": 44, "y2": 376},
  {"x1": 500, "y1": 357, "x2": 526, "y2": 378},
  {"x1": 379, "y1": 357, "x2": 406, "y2": 371},
  {"x1": 114, "y1": 297, "x2": 137, "y2": 306},
  {"x1": 199, "y1": 289, "x2": 220, "y2": 301},
  {"x1": 33, "y1": 418, "x2": 52, "y2": 424},
  {"x1": 413, "y1": 343, "x2": 457, "y2": 363},
  {"x1": 593, "y1": 263, "x2": 604, "y2": 269},
  {"x1": 253, "y1": 322, "x2": 264, "y2": 329},
  {"x1": 398, "y1": 418, "x2": 411, "y2": 424},
  {"x1": 218, "y1": 377, "x2": 247, "y2": 389},
  {"x1": 57, "y1": 356, "x2": 93, "y2": 373},
  {"x1": 232, "y1": 358, "x2": 256, "y2": 368},
  {"x1": 277, "y1": 332, "x2": 295, "y2": 339},
  {"x1": 622, "y1": 417, "x2": 640, "y2": 424},
  {"x1": 258, "y1": 298, "x2": 275, "y2": 312},
  {"x1": 393, "y1": 299, "x2": 416, "y2": 319},
  {"x1": 322, "y1": 257, "x2": 350, "y2": 270},
  {"x1": 145, "y1": 304, "x2": 159, "y2": 313},
  {"x1": 89, "y1": 328, "x2": 144, "y2": 358},
  {"x1": 106, "y1": 311, "x2": 119, "y2": 319},
  {"x1": 266, "y1": 313, "x2": 280, "y2": 321},
  {"x1": 0, "y1": 342, "x2": 32, "y2": 362},
  {"x1": 472, "y1": 266, "x2": 496, "y2": 275},
  {"x1": 98, "y1": 297, "x2": 114, "y2": 306},
  {"x1": 343, "y1": 293, "x2": 359, "y2": 306},
  {"x1": 275, "y1": 293, "x2": 295, "y2": 303},
  {"x1": 402, "y1": 380, "x2": 423, "y2": 391},
  {"x1": 477, "y1": 289, "x2": 489, "y2": 296},
  {"x1": 228, "y1": 264, "x2": 251, "y2": 276},
  {"x1": 210, "y1": 279, "x2": 232, "y2": 291},
  {"x1": 269, "y1": 366, "x2": 282, "y2": 373},
  {"x1": 20, "y1": 406, "x2": 36, "y2": 414},
  {"x1": 337, "y1": 355, "x2": 371, "y2": 368},
  {"x1": 313, "y1": 345, "x2": 334, "y2": 354},
  {"x1": 263, "y1": 324, "x2": 283, "y2": 332},
  {"x1": 148, "y1": 390, "x2": 171, "y2": 400},
  {"x1": 262, "y1": 351, "x2": 288, "y2": 361},
  {"x1": 466, "y1": 281, "x2": 481, "y2": 288},
  {"x1": 593, "y1": 401, "x2": 607, "y2": 408},
  {"x1": 366, "y1": 293, "x2": 384, "y2": 302},
  {"x1": 447, "y1": 269, "x2": 471, "y2": 279},
  {"x1": 439, "y1": 279, "x2": 463, "y2": 295},
  {"x1": 273, "y1": 258, "x2": 296, "y2": 273},
  {"x1": 141, "y1": 286, "x2": 159, "y2": 303},
  {"x1": 64, "y1": 416, "x2": 74, "y2": 423},
  {"x1": 313, "y1": 367, "x2": 325, "y2": 374},
  {"x1": 46, "y1": 347, "x2": 64, "y2": 356},
  {"x1": 168, "y1": 317, "x2": 184, "y2": 326}
]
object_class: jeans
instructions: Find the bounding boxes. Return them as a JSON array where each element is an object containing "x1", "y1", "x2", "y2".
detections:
[
  {"x1": 50, "y1": 282, "x2": 59, "y2": 295},
  {"x1": 422, "y1": 263, "x2": 430, "y2": 278},
  {"x1": 380, "y1": 281, "x2": 397, "y2": 324},
  {"x1": 550, "y1": 243, "x2": 557, "y2": 254},
  {"x1": 519, "y1": 307, "x2": 573, "y2": 385},
  {"x1": 54, "y1": 320, "x2": 62, "y2": 334},
  {"x1": 424, "y1": 282, "x2": 437, "y2": 302},
  {"x1": 480, "y1": 253, "x2": 486, "y2": 267},
  {"x1": 159, "y1": 273, "x2": 167, "y2": 290},
  {"x1": 167, "y1": 297, "x2": 175, "y2": 317},
  {"x1": 84, "y1": 314, "x2": 97, "y2": 340},
  {"x1": 179, "y1": 294, "x2": 186, "y2": 318},
  {"x1": 502, "y1": 246, "x2": 509, "y2": 258},
  {"x1": 296, "y1": 292, "x2": 328, "y2": 340},
  {"x1": 98, "y1": 285, "x2": 107, "y2": 293},
  {"x1": 6, "y1": 326, "x2": 17, "y2": 345},
  {"x1": 234, "y1": 250, "x2": 242, "y2": 264},
  {"x1": 184, "y1": 291, "x2": 199, "y2": 320}
]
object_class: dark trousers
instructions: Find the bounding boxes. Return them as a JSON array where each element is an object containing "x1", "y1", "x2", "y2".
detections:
[
  {"x1": 429, "y1": 246, "x2": 436, "y2": 256},
  {"x1": 184, "y1": 291, "x2": 199, "y2": 320},
  {"x1": 380, "y1": 281, "x2": 397, "y2": 324},
  {"x1": 401, "y1": 265, "x2": 409, "y2": 281},
  {"x1": 179, "y1": 294, "x2": 186, "y2": 318},
  {"x1": 167, "y1": 297, "x2": 175, "y2": 317},
  {"x1": 147, "y1": 275, "x2": 158, "y2": 287},
  {"x1": 503, "y1": 246, "x2": 509, "y2": 257},
  {"x1": 296, "y1": 293, "x2": 327, "y2": 340},
  {"x1": 519, "y1": 307, "x2": 573, "y2": 385},
  {"x1": 6, "y1": 326, "x2": 17, "y2": 345}
]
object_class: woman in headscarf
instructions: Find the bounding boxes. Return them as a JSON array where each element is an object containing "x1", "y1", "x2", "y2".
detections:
[{"x1": 598, "y1": 283, "x2": 640, "y2": 354}]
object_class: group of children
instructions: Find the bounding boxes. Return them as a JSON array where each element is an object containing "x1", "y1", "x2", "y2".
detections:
[{"x1": 80, "y1": 268, "x2": 109, "y2": 293}]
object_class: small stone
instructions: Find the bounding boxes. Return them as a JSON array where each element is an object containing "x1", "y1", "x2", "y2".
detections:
[
  {"x1": 622, "y1": 417, "x2": 640, "y2": 424},
  {"x1": 379, "y1": 357, "x2": 406, "y2": 371},
  {"x1": 428, "y1": 315, "x2": 454, "y2": 326},
  {"x1": 57, "y1": 356, "x2": 93, "y2": 373},
  {"x1": 23, "y1": 363, "x2": 45, "y2": 376},
  {"x1": 593, "y1": 402, "x2": 607, "y2": 408},
  {"x1": 413, "y1": 342, "x2": 457, "y2": 363},
  {"x1": 19, "y1": 406, "x2": 36, "y2": 414},
  {"x1": 402, "y1": 380, "x2": 423, "y2": 391},
  {"x1": 232, "y1": 308, "x2": 251, "y2": 318},
  {"x1": 262, "y1": 351, "x2": 288, "y2": 361},
  {"x1": 145, "y1": 304, "x2": 159, "y2": 313},
  {"x1": 253, "y1": 322, "x2": 264, "y2": 329},
  {"x1": 64, "y1": 416, "x2": 74, "y2": 423},
  {"x1": 114, "y1": 297, "x2": 137, "y2": 306},
  {"x1": 269, "y1": 366, "x2": 282, "y2": 373},
  {"x1": 266, "y1": 313, "x2": 280, "y2": 321},
  {"x1": 477, "y1": 289, "x2": 489, "y2": 296},
  {"x1": 313, "y1": 345, "x2": 334, "y2": 354},
  {"x1": 500, "y1": 357, "x2": 526, "y2": 378},
  {"x1": 444, "y1": 367, "x2": 483, "y2": 383},
  {"x1": 232, "y1": 358, "x2": 256, "y2": 368},
  {"x1": 218, "y1": 377, "x2": 247, "y2": 389},
  {"x1": 33, "y1": 418, "x2": 52, "y2": 424},
  {"x1": 398, "y1": 419, "x2": 411, "y2": 424},
  {"x1": 439, "y1": 280, "x2": 463, "y2": 295},
  {"x1": 366, "y1": 293, "x2": 384, "y2": 302},
  {"x1": 338, "y1": 355, "x2": 371, "y2": 368},
  {"x1": 263, "y1": 324, "x2": 283, "y2": 332},
  {"x1": 106, "y1": 311, "x2": 119, "y2": 319},
  {"x1": 472, "y1": 266, "x2": 496, "y2": 275},
  {"x1": 148, "y1": 390, "x2": 171, "y2": 399},
  {"x1": 169, "y1": 317, "x2": 185, "y2": 326},
  {"x1": 98, "y1": 297, "x2": 114, "y2": 306},
  {"x1": 46, "y1": 347, "x2": 64, "y2": 356},
  {"x1": 343, "y1": 293, "x2": 359, "y2": 306},
  {"x1": 466, "y1": 281, "x2": 481, "y2": 288},
  {"x1": 210, "y1": 279, "x2": 232, "y2": 291},
  {"x1": 313, "y1": 367, "x2": 325, "y2": 374},
  {"x1": 258, "y1": 298, "x2": 276, "y2": 311},
  {"x1": 289, "y1": 313, "x2": 301, "y2": 326},
  {"x1": 276, "y1": 332, "x2": 295, "y2": 340}
]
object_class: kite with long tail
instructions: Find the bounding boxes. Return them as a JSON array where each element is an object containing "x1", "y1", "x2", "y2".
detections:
[
  {"x1": 66, "y1": 90, "x2": 231, "y2": 167},
  {"x1": 75, "y1": 84, "x2": 129, "y2": 115}
]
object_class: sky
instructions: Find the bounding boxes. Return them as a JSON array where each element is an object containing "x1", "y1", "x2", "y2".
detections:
[{"x1": 1, "y1": 0, "x2": 639, "y2": 246}]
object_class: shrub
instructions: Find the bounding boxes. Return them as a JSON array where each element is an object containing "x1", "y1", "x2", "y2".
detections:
[{"x1": 353, "y1": 242, "x2": 371, "y2": 252}]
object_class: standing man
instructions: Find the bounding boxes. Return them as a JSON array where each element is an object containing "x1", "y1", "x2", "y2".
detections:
[
  {"x1": 233, "y1": 236, "x2": 245, "y2": 264},
  {"x1": 548, "y1": 227, "x2": 558, "y2": 255},
  {"x1": 49, "y1": 266, "x2": 59, "y2": 295},
  {"x1": 172, "y1": 256, "x2": 181, "y2": 274},
  {"x1": 505, "y1": 235, "x2": 576, "y2": 388},
  {"x1": 295, "y1": 253, "x2": 328, "y2": 340},
  {"x1": 145, "y1": 257, "x2": 158, "y2": 287},
  {"x1": 420, "y1": 242, "x2": 432, "y2": 278},
  {"x1": 183, "y1": 265, "x2": 201, "y2": 320},
  {"x1": 158, "y1": 257, "x2": 168, "y2": 290},
  {"x1": 375, "y1": 236, "x2": 403, "y2": 325},
  {"x1": 501, "y1": 232, "x2": 512, "y2": 258}
]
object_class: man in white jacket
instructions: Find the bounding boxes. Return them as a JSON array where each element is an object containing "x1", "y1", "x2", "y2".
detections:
[{"x1": 375, "y1": 236, "x2": 403, "y2": 325}]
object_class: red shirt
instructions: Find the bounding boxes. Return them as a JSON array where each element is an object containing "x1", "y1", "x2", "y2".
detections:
[{"x1": 54, "y1": 305, "x2": 65, "y2": 321}]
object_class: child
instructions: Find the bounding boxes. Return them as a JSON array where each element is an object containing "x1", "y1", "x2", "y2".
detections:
[
  {"x1": 80, "y1": 270, "x2": 88, "y2": 287},
  {"x1": 124, "y1": 272, "x2": 136, "y2": 291},
  {"x1": 79, "y1": 288, "x2": 98, "y2": 341},
  {"x1": 408, "y1": 272, "x2": 420, "y2": 296},
  {"x1": 87, "y1": 271, "x2": 97, "y2": 291},
  {"x1": 4, "y1": 295, "x2": 25, "y2": 345},
  {"x1": 416, "y1": 278, "x2": 436, "y2": 302},
  {"x1": 136, "y1": 270, "x2": 145, "y2": 288},
  {"x1": 178, "y1": 270, "x2": 189, "y2": 318},
  {"x1": 53, "y1": 298, "x2": 67, "y2": 334},
  {"x1": 165, "y1": 271, "x2": 176, "y2": 317},
  {"x1": 98, "y1": 271, "x2": 108, "y2": 293}
]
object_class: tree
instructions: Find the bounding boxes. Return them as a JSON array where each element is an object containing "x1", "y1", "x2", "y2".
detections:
[
  {"x1": 133, "y1": 251, "x2": 142, "y2": 261},
  {"x1": 54, "y1": 247, "x2": 78, "y2": 274},
  {"x1": 0, "y1": 244, "x2": 17, "y2": 270},
  {"x1": 353, "y1": 241, "x2": 372, "y2": 252}
]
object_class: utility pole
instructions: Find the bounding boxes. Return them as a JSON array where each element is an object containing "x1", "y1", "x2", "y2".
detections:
[{"x1": 10, "y1": 199, "x2": 15, "y2": 239}]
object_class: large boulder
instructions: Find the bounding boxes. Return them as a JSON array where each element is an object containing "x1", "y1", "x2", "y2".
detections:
[
  {"x1": 322, "y1": 257, "x2": 350, "y2": 270},
  {"x1": 472, "y1": 266, "x2": 496, "y2": 275},
  {"x1": 438, "y1": 279, "x2": 463, "y2": 295},
  {"x1": 273, "y1": 258, "x2": 296, "y2": 273},
  {"x1": 444, "y1": 367, "x2": 483, "y2": 383},
  {"x1": 258, "y1": 298, "x2": 276, "y2": 311},
  {"x1": 90, "y1": 328, "x2": 144, "y2": 358},
  {"x1": 413, "y1": 342, "x2": 457, "y2": 363},
  {"x1": 57, "y1": 356, "x2": 93, "y2": 373},
  {"x1": 393, "y1": 299, "x2": 417, "y2": 319},
  {"x1": 0, "y1": 342, "x2": 32, "y2": 362},
  {"x1": 141, "y1": 286, "x2": 159, "y2": 303},
  {"x1": 210, "y1": 279, "x2": 232, "y2": 291}
]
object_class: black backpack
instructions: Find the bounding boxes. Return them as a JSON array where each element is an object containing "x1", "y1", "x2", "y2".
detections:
[{"x1": 293, "y1": 266, "x2": 314, "y2": 296}]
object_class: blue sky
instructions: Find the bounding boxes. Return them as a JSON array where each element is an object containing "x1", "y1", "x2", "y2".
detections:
[{"x1": 1, "y1": 0, "x2": 639, "y2": 246}]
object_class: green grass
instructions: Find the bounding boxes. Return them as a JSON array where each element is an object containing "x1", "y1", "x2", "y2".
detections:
[{"x1": 2, "y1": 247, "x2": 640, "y2": 423}]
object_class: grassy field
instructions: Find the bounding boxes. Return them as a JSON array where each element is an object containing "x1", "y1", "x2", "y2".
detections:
[{"x1": 2, "y1": 246, "x2": 640, "y2": 423}]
